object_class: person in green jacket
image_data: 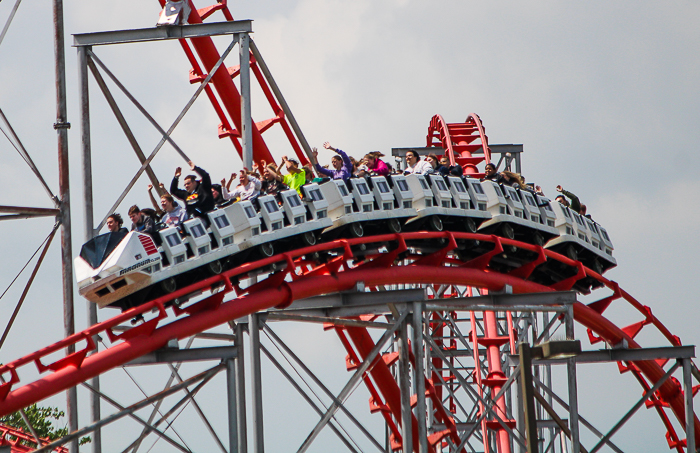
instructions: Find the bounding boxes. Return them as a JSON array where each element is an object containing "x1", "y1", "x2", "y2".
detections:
[
  {"x1": 555, "y1": 185, "x2": 582, "y2": 214},
  {"x1": 275, "y1": 156, "x2": 306, "y2": 195}
]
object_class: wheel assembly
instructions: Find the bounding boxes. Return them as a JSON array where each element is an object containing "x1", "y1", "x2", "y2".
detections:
[
  {"x1": 499, "y1": 222, "x2": 515, "y2": 240},
  {"x1": 206, "y1": 259, "x2": 223, "y2": 275},
  {"x1": 428, "y1": 215, "x2": 443, "y2": 232},
  {"x1": 591, "y1": 258, "x2": 604, "y2": 274},
  {"x1": 532, "y1": 232, "x2": 545, "y2": 246},
  {"x1": 349, "y1": 222, "x2": 364, "y2": 238},
  {"x1": 464, "y1": 217, "x2": 477, "y2": 233},
  {"x1": 259, "y1": 242, "x2": 275, "y2": 257},
  {"x1": 302, "y1": 231, "x2": 317, "y2": 246},
  {"x1": 160, "y1": 277, "x2": 176, "y2": 294},
  {"x1": 564, "y1": 244, "x2": 578, "y2": 261},
  {"x1": 388, "y1": 218, "x2": 402, "y2": 233}
]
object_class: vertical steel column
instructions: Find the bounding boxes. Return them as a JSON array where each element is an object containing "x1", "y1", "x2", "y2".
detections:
[
  {"x1": 398, "y1": 316, "x2": 413, "y2": 453},
  {"x1": 412, "y1": 303, "x2": 428, "y2": 453},
  {"x1": 78, "y1": 46, "x2": 93, "y2": 241},
  {"x1": 77, "y1": 44, "x2": 101, "y2": 453},
  {"x1": 235, "y1": 323, "x2": 248, "y2": 453},
  {"x1": 53, "y1": 1, "x2": 77, "y2": 451},
  {"x1": 249, "y1": 314, "x2": 264, "y2": 453},
  {"x1": 226, "y1": 359, "x2": 239, "y2": 453},
  {"x1": 683, "y1": 358, "x2": 695, "y2": 453},
  {"x1": 542, "y1": 312, "x2": 553, "y2": 448},
  {"x1": 424, "y1": 311, "x2": 433, "y2": 433},
  {"x1": 518, "y1": 343, "x2": 538, "y2": 453},
  {"x1": 239, "y1": 33, "x2": 252, "y2": 169},
  {"x1": 565, "y1": 307, "x2": 580, "y2": 453},
  {"x1": 516, "y1": 369, "x2": 525, "y2": 453},
  {"x1": 516, "y1": 314, "x2": 533, "y2": 453}
]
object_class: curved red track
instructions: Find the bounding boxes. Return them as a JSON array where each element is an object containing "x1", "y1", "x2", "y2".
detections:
[
  {"x1": 0, "y1": 232, "x2": 695, "y2": 450},
  {"x1": 427, "y1": 113, "x2": 492, "y2": 175}
]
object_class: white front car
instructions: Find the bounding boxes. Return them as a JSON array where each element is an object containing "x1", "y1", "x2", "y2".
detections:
[{"x1": 75, "y1": 231, "x2": 161, "y2": 308}]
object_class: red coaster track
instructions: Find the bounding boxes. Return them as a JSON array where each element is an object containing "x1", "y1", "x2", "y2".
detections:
[
  {"x1": 0, "y1": 232, "x2": 696, "y2": 451},
  {"x1": 0, "y1": 424, "x2": 67, "y2": 453},
  {"x1": 157, "y1": 0, "x2": 311, "y2": 166},
  {"x1": 427, "y1": 113, "x2": 492, "y2": 176}
]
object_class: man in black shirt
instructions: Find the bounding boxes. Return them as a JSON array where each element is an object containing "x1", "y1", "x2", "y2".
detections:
[{"x1": 170, "y1": 161, "x2": 215, "y2": 224}]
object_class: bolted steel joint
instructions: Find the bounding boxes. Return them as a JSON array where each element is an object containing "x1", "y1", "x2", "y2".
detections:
[{"x1": 53, "y1": 121, "x2": 71, "y2": 130}]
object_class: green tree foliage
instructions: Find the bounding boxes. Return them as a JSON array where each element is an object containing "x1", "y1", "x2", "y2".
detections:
[{"x1": 0, "y1": 404, "x2": 90, "y2": 447}]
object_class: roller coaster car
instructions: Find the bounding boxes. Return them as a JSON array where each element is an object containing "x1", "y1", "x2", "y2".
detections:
[
  {"x1": 364, "y1": 175, "x2": 417, "y2": 233},
  {"x1": 445, "y1": 176, "x2": 491, "y2": 232},
  {"x1": 545, "y1": 201, "x2": 616, "y2": 276},
  {"x1": 476, "y1": 181, "x2": 557, "y2": 246},
  {"x1": 403, "y1": 174, "x2": 454, "y2": 231},
  {"x1": 320, "y1": 176, "x2": 417, "y2": 238},
  {"x1": 75, "y1": 231, "x2": 163, "y2": 309},
  {"x1": 319, "y1": 179, "x2": 357, "y2": 228},
  {"x1": 75, "y1": 187, "x2": 331, "y2": 310},
  {"x1": 75, "y1": 171, "x2": 618, "y2": 311}
]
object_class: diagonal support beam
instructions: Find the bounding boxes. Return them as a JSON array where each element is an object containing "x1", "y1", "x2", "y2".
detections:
[
  {"x1": 87, "y1": 35, "x2": 235, "y2": 231},
  {"x1": 86, "y1": 55, "x2": 164, "y2": 199},
  {"x1": 297, "y1": 311, "x2": 409, "y2": 453},
  {"x1": 260, "y1": 344, "x2": 362, "y2": 452},
  {"x1": 80, "y1": 381, "x2": 191, "y2": 453},
  {"x1": 34, "y1": 365, "x2": 224, "y2": 453},
  {"x1": 531, "y1": 389, "x2": 590, "y2": 453},
  {"x1": 0, "y1": 108, "x2": 57, "y2": 203},
  {"x1": 589, "y1": 361, "x2": 680, "y2": 453},
  {"x1": 263, "y1": 326, "x2": 385, "y2": 452},
  {"x1": 534, "y1": 376, "x2": 624, "y2": 453}
]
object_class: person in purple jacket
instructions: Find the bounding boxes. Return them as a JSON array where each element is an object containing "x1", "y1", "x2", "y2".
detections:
[{"x1": 311, "y1": 142, "x2": 353, "y2": 181}]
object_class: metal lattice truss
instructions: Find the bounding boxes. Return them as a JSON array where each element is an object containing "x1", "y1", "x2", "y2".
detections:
[{"x1": 21, "y1": 279, "x2": 696, "y2": 453}]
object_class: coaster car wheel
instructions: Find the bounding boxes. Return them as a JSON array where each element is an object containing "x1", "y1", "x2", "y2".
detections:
[
  {"x1": 429, "y1": 215, "x2": 443, "y2": 232},
  {"x1": 464, "y1": 218, "x2": 477, "y2": 234},
  {"x1": 160, "y1": 277, "x2": 176, "y2": 294},
  {"x1": 388, "y1": 218, "x2": 402, "y2": 234},
  {"x1": 302, "y1": 231, "x2": 317, "y2": 246},
  {"x1": 259, "y1": 242, "x2": 275, "y2": 258},
  {"x1": 206, "y1": 259, "x2": 223, "y2": 275},
  {"x1": 349, "y1": 222, "x2": 364, "y2": 238}
]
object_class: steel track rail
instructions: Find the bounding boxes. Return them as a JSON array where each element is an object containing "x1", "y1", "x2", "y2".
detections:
[{"x1": 0, "y1": 231, "x2": 695, "y2": 448}]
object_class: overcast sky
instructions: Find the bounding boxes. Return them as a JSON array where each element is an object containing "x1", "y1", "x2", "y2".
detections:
[{"x1": 1, "y1": 1, "x2": 699, "y2": 451}]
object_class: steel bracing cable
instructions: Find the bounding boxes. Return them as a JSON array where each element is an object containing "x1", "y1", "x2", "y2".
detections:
[
  {"x1": 262, "y1": 329, "x2": 377, "y2": 453},
  {"x1": 119, "y1": 371, "x2": 205, "y2": 453},
  {"x1": 0, "y1": 0, "x2": 22, "y2": 48},
  {"x1": 259, "y1": 343, "x2": 365, "y2": 453},
  {"x1": 263, "y1": 325, "x2": 387, "y2": 451},
  {"x1": 87, "y1": 36, "x2": 235, "y2": 232},
  {"x1": 0, "y1": 222, "x2": 57, "y2": 303},
  {"x1": 34, "y1": 365, "x2": 222, "y2": 453},
  {"x1": 132, "y1": 397, "x2": 191, "y2": 453},
  {"x1": 0, "y1": 222, "x2": 59, "y2": 350},
  {"x1": 0, "y1": 108, "x2": 57, "y2": 204},
  {"x1": 126, "y1": 336, "x2": 197, "y2": 453},
  {"x1": 99, "y1": 337, "x2": 192, "y2": 453},
  {"x1": 80, "y1": 381, "x2": 191, "y2": 453}
]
